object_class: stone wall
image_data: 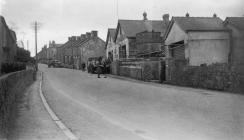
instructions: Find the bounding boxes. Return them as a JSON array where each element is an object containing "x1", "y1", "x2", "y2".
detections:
[
  {"x1": 166, "y1": 59, "x2": 243, "y2": 93},
  {"x1": 0, "y1": 70, "x2": 34, "y2": 138},
  {"x1": 111, "y1": 59, "x2": 161, "y2": 81}
]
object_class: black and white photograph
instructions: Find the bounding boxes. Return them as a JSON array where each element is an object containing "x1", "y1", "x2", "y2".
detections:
[{"x1": 0, "y1": 0, "x2": 244, "y2": 139}]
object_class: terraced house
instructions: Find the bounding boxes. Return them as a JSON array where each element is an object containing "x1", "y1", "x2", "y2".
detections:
[
  {"x1": 0, "y1": 16, "x2": 17, "y2": 74},
  {"x1": 60, "y1": 31, "x2": 105, "y2": 69},
  {"x1": 47, "y1": 41, "x2": 63, "y2": 61}
]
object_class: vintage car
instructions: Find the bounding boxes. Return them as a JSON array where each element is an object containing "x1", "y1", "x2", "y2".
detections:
[{"x1": 48, "y1": 60, "x2": 64, "y2": 68}]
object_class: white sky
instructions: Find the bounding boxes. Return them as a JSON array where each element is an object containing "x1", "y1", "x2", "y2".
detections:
[{"x1": 0, "y1": 0, "x2": 243, "y2": 56}]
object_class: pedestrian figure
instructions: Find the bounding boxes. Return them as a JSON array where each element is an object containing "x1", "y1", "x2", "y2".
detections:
[
  {"x1": 103, "y1": 60, "x2": 107, "y2": 78},
  {"x1": 81, "y1": 63, "x2": 86, "y2": 71},
  {"x1": 96, "y1": 61, "x2": 103, "y2": 78}
]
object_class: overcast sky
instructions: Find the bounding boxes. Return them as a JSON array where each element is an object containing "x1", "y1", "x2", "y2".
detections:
[{"x1": 0, "y1": 0, "x2": 243, "y2": 56}]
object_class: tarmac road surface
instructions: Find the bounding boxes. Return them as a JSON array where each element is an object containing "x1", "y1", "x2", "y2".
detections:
[{"x1": 40, "y1": 64, "x2": 244, "y2": 140}]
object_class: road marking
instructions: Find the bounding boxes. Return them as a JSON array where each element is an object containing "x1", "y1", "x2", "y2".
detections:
[{"x1": 39, "y1": 72, "x2": 79, "y2": 140}]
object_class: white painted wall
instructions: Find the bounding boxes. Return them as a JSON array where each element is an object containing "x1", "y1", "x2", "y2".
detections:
[
  {"x1": 165, "y1": 22, "x2": 230, "y2": 66},
  {"x1": 106, "y1": 35, "x2": 116, "y2": 60},
  {"x1": 115, "y1": 27, "x2": 130, "y2": 59},
  {"x1": 165, "y1": 23, "x2": 187, "y2": 46},
  {"x1": 187, "y1": 31, "x2": 230, "y2": 66}
]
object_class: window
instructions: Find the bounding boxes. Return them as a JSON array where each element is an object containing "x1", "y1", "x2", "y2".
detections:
[{"x1": 119, "y1": 45, "x2": 126, "y2": 58}]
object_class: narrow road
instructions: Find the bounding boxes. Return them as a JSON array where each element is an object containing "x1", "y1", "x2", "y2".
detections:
[{"x1": 40, "y1": 64, "x2": 244, "y2": 140}]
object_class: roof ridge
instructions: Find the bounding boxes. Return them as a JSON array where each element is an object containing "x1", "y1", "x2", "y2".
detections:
[
  {"x1": 119, "y1": 19, "x2": 163, "y2": 22},
  {"x1": 226, "y1": 16, "x2": 244, "y2": 18},
  {"x1": 173, "y1": 16, "x2": 222, "y2": 19}
]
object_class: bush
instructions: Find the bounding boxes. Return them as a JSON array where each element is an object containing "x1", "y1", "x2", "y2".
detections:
[{"x1": 1, "y1": 62, "x2": 26, "y2": 74}]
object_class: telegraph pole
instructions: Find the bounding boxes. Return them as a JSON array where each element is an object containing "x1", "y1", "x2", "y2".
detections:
[
  {"x1": 31, "y1": 21, "x2": 41, "y2": 71},
  {"x1": 35, "y1": 21, "x2": 38, "y2": 70},
  {"x1": 27, "y1": 40, "x2": 29, "y2": 51}
]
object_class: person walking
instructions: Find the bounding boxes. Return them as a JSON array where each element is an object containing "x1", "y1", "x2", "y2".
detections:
[
  {"x1": 103, "y1": 60, "x2": 107, "y2": 78},
  {"x1": 96, "y1": 61, "x2": 103, "y2": 78}
]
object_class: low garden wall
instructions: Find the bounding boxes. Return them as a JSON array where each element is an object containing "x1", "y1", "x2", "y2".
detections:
[
  {"x1": 0, "y1": 70, "x2": 35, "y2": 138},
  {"x1": 166, "y1": 59, "x2": 243, "y2": 93},
  {"x1": 111, "y1": 59, "x2": 161, "y2": 81}
]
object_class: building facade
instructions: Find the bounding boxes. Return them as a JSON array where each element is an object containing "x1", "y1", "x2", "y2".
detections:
[
  {"x1": 37, "y1": 45, "x2": 48, "y2": 63},
  {"x1": 47, "y1": 41, "x2": 63, "y2": 60},
  {"x1": 105, "y1": 28, "x2": 116, "y2": 61},
  {"x1": 60, "y1": 31, "x2": 105, "y2": 69},
  {"x1": 164, "y1": 14, "x2": 231, "y2": 82},
  {"x1": 224, "y1": 17, "x2": 244, "y2": 76},
  {"x1": 0, "y1": 16, "x2": 17, "y2": 73},
  {"x1": 113, "y1": 12, "x2": 169, "y2": 60},
  {"x1": 164, "y1": 15, "x2": 230, "y2": 66}
]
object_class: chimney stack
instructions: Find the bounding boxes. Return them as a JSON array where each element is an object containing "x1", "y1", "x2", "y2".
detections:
[
  {"x1": 213, "y1": 13, "x2": 217, "y2": 18},
  {"x1": 143, "y1": 12, "x2": 148, "y2": 20},
  {"x1": 163, "y1": 14, "x2": 170, "y2": 25},
  {"x1": 71, "y1": 36, "x2": 76, "y2": 41},
  {"x1": 86, "y1": 32, "x2": 91, "y2": 38},
  {"x1": 81, "y1": 34, "x2": 86, "y2": 40},
  {"x1": 77, "y1": 36, "x2": 81, "y2": 41},
  {"x1": 68, "y1": 37, "x2": 71, "y2": 41},
  {"x1": 91, "y1": 30, "x2": 98, "y2": 37},
  {"x1": 186, "y1": 12, "x2": 190, "y2": 17}
]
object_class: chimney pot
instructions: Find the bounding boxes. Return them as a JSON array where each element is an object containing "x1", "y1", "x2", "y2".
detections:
[
  {"x1": 213, "y1": 13, "x2": 217, "y2": 18},
  {"x1": 163, "y1": 14, "x2": 170, "y2": 24},
  {"x1": 143, "y1": 12, "x2": 148, "y2": 20}
]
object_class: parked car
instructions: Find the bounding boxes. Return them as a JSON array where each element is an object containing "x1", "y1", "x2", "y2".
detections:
[{"x1": 48, "y1": 60, "x2": 64, "y2": 68}]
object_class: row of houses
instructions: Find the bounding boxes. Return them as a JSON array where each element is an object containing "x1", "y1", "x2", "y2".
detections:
[
  {"x1": 37, "y1": 12, "x2": 243, "y2": 91},
  {"x1": 106, "y1": 13, "x2": 169, "y2": 61},
  {"x1": 106, "y1": 13, "x2": 243, "y2": 65},
  {"x1": 37, "y1": 31, "x2": 106, "y2": 69},
  {"x1": 105, "y1": 12, "x2": 244, "y2": 92},
  {"x1": 37, "y1": 41, "x2": 63, "y2": 63},
  {"x1": 0, "y1": 16, "x2": 18, "y2": 74}
]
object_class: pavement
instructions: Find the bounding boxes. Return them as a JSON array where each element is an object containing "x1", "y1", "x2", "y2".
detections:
[
  {"x1": 8, "y1": 72, "x2": 68, "y2": 140},
  {"x1": 39, "y1": 64, "x2": 244, "y2": 140}
]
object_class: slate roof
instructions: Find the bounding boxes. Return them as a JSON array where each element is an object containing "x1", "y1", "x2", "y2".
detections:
[
  {"x1": 117, "y1": 19, "x2": 168, "y2": 38},
  {"x1": 163, "y1": 16, "x2": 229, "y2": 40},
  {"x1": 9, "y1": 30, "x2": 17, "y2": 41},
  {"x1": 224, "y1": 17, "x2": 244, "y2": 30},
  {"x1": 172, "y1": 17, "x2": 227, "y2": 32},
  {"x1": 108, "y1": 28, "x2": 116, "y2": 40},
  {"x1": 53, "y1": 44, "x2": 63, "y2": 48},
  {"x1": 61, "y1": 38, "x2": 89, "y2": 49},
  {"x1": 105, "y1": 28, "x2": 116, "y2": 47}
]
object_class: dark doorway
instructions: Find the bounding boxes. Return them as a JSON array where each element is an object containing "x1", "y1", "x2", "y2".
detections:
[
  {"x1": 119, "y1": 45, "x2": 126, "y2": 58},
  {"x1": 160, "y1": 61, "x2": 166, "y2": 82}
]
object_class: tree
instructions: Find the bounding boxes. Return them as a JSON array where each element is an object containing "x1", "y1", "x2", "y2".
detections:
[{"x1": 15, "y1": 47, "x2": 34, "y2": 63}]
